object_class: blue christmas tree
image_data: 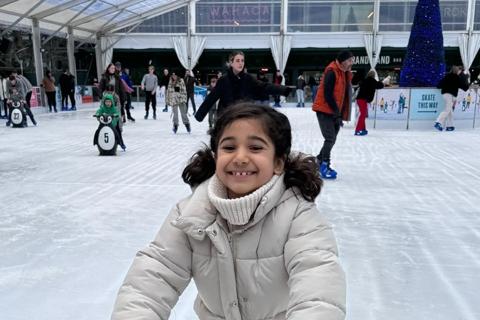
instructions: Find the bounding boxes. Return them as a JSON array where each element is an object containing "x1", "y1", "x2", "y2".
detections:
[{"x1": 399, "y1": 0, "x2": 446, "y2": 87}]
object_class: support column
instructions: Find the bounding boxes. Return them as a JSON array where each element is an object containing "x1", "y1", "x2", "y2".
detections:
[
  {"x1": 280, "y1": 0, "x2": 288, "y2": 35},
  {"x1": 95, "y1": 33, "x2": 103, "y2": 82},
  {"x1": 31, "y1": 18, "x2": 45, "y2": 106},
  {"x1": 187, "y1": 0, "x2": 196, "y2": 68},
  {"x1": 67, "y1": 26, "x2": 77, "y2": 85},
  {"x1": 372, "y1": 0, "x2": 381, "y2": 66}
]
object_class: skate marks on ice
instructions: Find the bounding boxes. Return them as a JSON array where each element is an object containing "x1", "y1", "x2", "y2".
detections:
[{"x1": 1, "y1": 106, "x2": 480, "y2": 320}]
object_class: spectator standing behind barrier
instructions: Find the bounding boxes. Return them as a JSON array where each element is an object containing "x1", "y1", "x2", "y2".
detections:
[
  {"x1": 160, "y1": 68, "x2": 170, "y2": 112},
  {"x1": 354, "y1": 70, "x2": 386, "y2": 136},
  {"x1": 184, "y1": 70, "x2": 196, "y2": 114},
  {"x1": 110, "y1": 103, "x2": 346, "y2": 320},
  {"x1": 312, "y1": 50, "x2": 354, "y2": 180},
  {"x1": 59, "y1": 69, "x2": 76, "y2": 111},
  {"x1": 42, "y1": 70, "x2": 57, "y2": 113},
  {"x1": 273, "y1": 70, "x2": 283, "y2": 107},
  {"x1": 194, "y1": 50, "x2": 291, "y2": 123},
  {"x1": 141, "y1": 65, "x2": 158, "y2": 120},
  {"x1": 167, "y1": 72, "x2": 190, "y2": 134},
  {"x1": 434, "y1": 66, "x2": 470, "y2": 132}
]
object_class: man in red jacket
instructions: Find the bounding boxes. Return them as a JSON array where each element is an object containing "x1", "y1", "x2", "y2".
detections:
[{"x1": 312, "y1": 50, "x2": 354, "y2": 179}]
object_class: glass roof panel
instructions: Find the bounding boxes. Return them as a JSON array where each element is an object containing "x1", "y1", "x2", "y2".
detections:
[{"x1": 45, "y1": 0, "x2": 176, "y2": 23}]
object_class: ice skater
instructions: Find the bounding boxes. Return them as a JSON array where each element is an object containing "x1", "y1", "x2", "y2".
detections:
[
  {"x1": 194, "y1": 50, "x2": 291, "y2": 123},
  {"x1": 434, "y1": 66, "x2": 469, "y2": 132},
  {"x1": 141, "y1": 65, "x2": 158, "y2": 120},
  {"x1": 111, "y1": 103, "x2": 346, "y2": 320},
  {"x1": 95, "y1": 93, "x2": 126, "y2": 151},
  {"x1": 355, "y1": 70, "x2": 385, "y2": 135},
  {"x1": 313, "y1": 50, "x2": 354, "y2": 179},
  {"x1": 166, "y1": 72, "x2": 190, "y2": 134}
]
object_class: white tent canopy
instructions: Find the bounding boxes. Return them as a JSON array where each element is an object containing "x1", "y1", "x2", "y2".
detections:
[
  {"x1": 0, "y1": 0, "x2": 195, "y2": 82},
  {"x1": 0, "y1": 0, "x2": 191, "y2": 40}
]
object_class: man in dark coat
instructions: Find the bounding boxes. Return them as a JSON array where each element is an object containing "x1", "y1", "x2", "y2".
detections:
[
  {"x1": 184, "y1": 70, "x2": 196, "y2": 114},
  {"x1": 160, "y1": 68, "x2": 170, "y2": 112},
  {"x1": 59, "y1": 69, "x2": 76, "y2": 111}
]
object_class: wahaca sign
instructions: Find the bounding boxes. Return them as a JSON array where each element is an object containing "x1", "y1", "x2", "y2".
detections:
[{"x1": 207, "y1": 5, "x2": 272, "y2": 24}]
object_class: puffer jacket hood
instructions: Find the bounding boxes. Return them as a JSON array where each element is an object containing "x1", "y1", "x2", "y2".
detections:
[{"x1": 111, "y1": 176, "x2": 346, "y2": 320}]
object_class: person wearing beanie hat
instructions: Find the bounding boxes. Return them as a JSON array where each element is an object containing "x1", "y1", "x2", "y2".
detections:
[
  {"x1": 312, "y1": 49, "x2": 354, "y2": 179},
  {"x1": 336, "y1": 50, "x2": 354, "y2": 63}
]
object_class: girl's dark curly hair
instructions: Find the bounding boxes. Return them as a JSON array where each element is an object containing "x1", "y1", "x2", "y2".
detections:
[{"x1": 182, "y1": 103, "x2": 322, "y2": 201}]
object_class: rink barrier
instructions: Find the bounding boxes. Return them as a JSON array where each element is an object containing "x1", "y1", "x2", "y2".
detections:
[
  {"x1": 31, "y1": 85, "x2": 478, "y2": 129},
  {"x1": 367, "y1": 87, "x2": 479, "y2": 129}
]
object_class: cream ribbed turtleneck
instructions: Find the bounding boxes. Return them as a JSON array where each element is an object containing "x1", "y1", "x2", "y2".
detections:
[{"x1": 207, "y1": 174, "x2": 280, "y2": 225}]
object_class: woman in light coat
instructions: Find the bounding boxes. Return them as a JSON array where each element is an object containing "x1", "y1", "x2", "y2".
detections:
[
  {"x1": 166, "y1": 72, "x2": 190, "y2": 134},
  {"x1": 111, "y1": 103, "x2": 346, "y2": 320}
]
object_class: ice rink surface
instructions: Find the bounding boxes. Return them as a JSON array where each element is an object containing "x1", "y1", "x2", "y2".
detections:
[{"x1": 1, "y1": 104, "x2": 479, "y2": 320}]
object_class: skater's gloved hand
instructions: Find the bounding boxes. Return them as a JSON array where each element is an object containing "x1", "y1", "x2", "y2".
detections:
[{"x1": 335, "y1": 116, "x2": 343, "y2": 127}]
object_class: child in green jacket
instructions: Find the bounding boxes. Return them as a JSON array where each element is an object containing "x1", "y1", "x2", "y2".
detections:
[{"x1": 95, "y1": 93, "x2": 126, "y2": 150}]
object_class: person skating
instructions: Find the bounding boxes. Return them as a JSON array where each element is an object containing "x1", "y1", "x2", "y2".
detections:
[
  {"x1": 355, "y1": 70, "x2": 387, "y2": 136},
  {"x1": 184, "y1": 69, "x2": 197, "y2": 114},
  {"x1": 194, "y1": 50, "x2": 291, "y2": 123},
  {"x1": 95, "y1": 93, "x2": 126, "y2": 151},
  {"x1": 166, "y1": 72, "x2": 190, "y2": 134},
  {"x1": 207, "y1": 76, "x2": 218, "y2": 130},
  {"x1": 116, "y1": 62, "x2": 135, "y2": 122},
  {"x1": 141, "y1": 65, "x2": 158, "y2": 120},
  {"x1": 434, "y1": 65, "x2": 470, "y2": 132},
  {"x1": 100, "y1": 63, "x2": 126, "y2": 122},
  {"x1": 111, "y1": 102, "x2": 346, "y2": 320},
  {"x1": 312, "y1": 50, "x2": 354, "y2": 179},
  {"x1": 296, "y1": 74, "x2": 306, "y2": 107},
  {"x1": 273, "y1": 70, "x2": 284, "y2": 107},
  {"x1": 160, "y1": 68, "x2": 170, "y2": 112},
  {"x1": 6, "y1": 75, "x2": 37, "y2": 126}
]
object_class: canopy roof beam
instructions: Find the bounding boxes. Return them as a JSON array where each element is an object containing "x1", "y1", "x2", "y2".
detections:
[
  {"x1": 0, "y1": 7, "x2": 96, "y2": 34},
  {"x1": 0, "y1": 0, "x2": 18, "y2": 8},
  {"x1": 69, "y1": 0, "x2": 145, "y2": 27},
  {"x1": 102, "y1": 0, "x2": 190, "y2": 34},
  {"x1": 42, "y1": 0, "x2": 96, "y2": 45},
  {"x1": 0, "y1": 0, "x2": 47, "y2": 36},
  {"x1": 33, "y1": 0, "x2": 91, "y2": 20},
  {"x1": 75, "y1": 9, "x2": 124, "y2": 48}
]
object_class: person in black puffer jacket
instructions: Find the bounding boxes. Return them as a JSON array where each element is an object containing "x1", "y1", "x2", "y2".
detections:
[
  {"x1": 434, "y1": 66, "x2": 470, "y2": 131},
  {"x1": 355, "y1": 70, "x2": 385, "y2": 135},
  {"x1": 194, "y1": 51, "x2": 291, "y2": 123}
]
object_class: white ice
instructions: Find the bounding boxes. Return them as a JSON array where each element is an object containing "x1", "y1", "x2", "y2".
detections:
[{"x1": 0, "y1": 103, "x2": 479, "y2": 320}]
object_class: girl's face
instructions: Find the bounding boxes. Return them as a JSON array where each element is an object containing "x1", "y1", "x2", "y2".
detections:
[
  {"x1": 230, "y1": 54, "x2": 245, "y2": 74},
  {"x1": 215, "y1": 118, "x2": 284, "y2": 199},
  {"x1": 105, "y1": 99, "x2": 112, "y2": 107},
  {"x1": 108, "y1": 65, "x2": 115, "y2": 74}
]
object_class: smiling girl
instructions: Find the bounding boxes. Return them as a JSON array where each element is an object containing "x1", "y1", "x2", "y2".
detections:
[{"x1": 111, "y1": 103, "x2": 346, "y2": 320}]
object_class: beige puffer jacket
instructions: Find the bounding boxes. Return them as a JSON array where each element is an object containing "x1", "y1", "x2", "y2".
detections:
[
  {"x1": 111, "y1": 176, "x2": 346, "y2": 320},
  {"x1": 166, "y1": 78, "x2": 187, "y2": 107}
]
